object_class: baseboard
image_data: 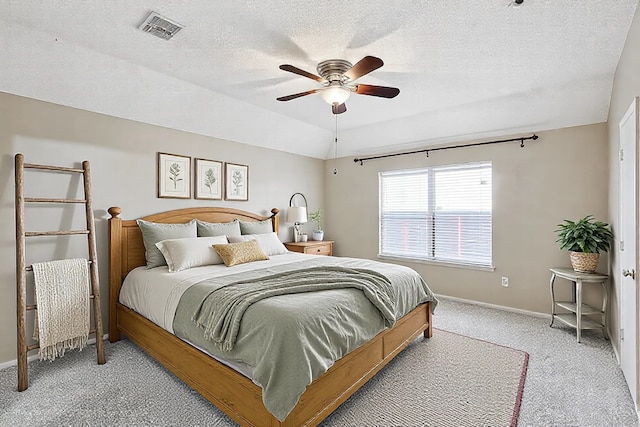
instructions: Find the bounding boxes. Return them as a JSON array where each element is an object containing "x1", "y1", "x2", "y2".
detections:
[
  {"x1": 0, "y1": 334, "x2": 109, "y2": 371},
  {"x1": 436, "y1": 294, "x2": 548, "y2": 318},
  {"x1": 611, "y1": 332, "x2": 621, "y2": 364}
]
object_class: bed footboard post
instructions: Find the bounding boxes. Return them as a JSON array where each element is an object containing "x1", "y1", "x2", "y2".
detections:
[
  {"x1": 424, "y1": 301, "x2": 433, "y2": 338},
  {"x1": 108, "y1": 207, "x2": 122, "y2": 343}
]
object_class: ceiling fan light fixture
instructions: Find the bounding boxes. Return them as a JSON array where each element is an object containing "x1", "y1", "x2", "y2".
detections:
[
  {"x1": 320, "y1": 85, "x2": 351, "y2": 106},
  {"x1": 276, "y1": 56, "x2": 398, "y2": 113}
]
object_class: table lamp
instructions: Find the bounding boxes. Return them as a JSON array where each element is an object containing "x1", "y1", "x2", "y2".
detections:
[{"x1": 287, "y1": 193, "x2": 308, "y2": 242}]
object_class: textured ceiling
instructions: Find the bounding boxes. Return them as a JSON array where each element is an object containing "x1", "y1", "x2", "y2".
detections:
[{"x1": 0, "y1": 1, "x2": 638, "y2": 159}]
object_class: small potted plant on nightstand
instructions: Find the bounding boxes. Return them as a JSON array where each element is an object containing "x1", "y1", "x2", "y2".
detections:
[
  {"x1": 555, "y1": 215, "x2": 613, "y2": 272},
  {"x1": 309, "y1": 209, "x2": 324, "y2": 241}
]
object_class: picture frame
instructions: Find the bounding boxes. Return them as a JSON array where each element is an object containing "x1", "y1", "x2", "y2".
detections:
[
  {"x1": 194, "y1": 158, "x2": 223, "y2": 200},
  {"x1": 157, "y1": 152, "x2": 191, "y2": 199},
  {"x1": 225, "y1": 162, "x2": 249, "y2": 201}
]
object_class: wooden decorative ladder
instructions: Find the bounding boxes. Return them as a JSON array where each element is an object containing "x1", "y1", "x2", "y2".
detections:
[{"x1": 14, "y1": 153, "x2": 106, "y2": 391}]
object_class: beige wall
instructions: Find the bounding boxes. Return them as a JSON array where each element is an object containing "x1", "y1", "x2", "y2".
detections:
[
  {"x1": 324, "y1": 123, "x2": 609, "y2": 314},
  {"x1": 0, "y1": 92, "x2": 324, "y2": 365},
  {"x1": 607, "y1": 5, "x2": 640, "y2": 360}
]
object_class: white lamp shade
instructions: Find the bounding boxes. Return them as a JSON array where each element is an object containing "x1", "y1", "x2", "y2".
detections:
[
  {"x1": 286, "y1": 206, "x2": 308, "y2": 223},
  {"x1": 320, "y1": 85, "x2": 351, "y2": 105}
]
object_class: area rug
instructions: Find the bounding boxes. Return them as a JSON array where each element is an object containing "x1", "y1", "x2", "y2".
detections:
[
  {"x1": 322, "y1": 328, "x2": 529, "y2": 426},
  {"x1": 0, "y1": 329, "x2": 528, "y2": 426}
]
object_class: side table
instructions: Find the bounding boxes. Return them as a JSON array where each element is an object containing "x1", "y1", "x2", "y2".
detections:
[
  {"x1": 549, "y1": 267, "x2": 608, "y2": 343},
  {"x1": 284, "y1": 240, "x2": 334, "y2": 256}
]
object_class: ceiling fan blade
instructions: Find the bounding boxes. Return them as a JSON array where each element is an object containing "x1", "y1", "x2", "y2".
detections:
[
  {"x1": 355, "y1": 84, "x2": 400, "y2": 98},
  {"x1": 279, "y1": 64, "x2": 323, "y2": 82},
  {"x1": 332, "y1": 103, "x2": 347, "y2": 115},
  {"x1": 344, "y1": 56, "x2": 384, "y2": 82},
  {"x1": 276, "y1": 89, "x2": 319, "y2": 102}
]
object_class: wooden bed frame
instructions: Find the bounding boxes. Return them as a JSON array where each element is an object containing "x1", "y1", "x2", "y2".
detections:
[{"x1": 108, "y1": 206, "x2": 432, "y2": 427}]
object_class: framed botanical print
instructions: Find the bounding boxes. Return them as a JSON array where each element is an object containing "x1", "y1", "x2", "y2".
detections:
[
  {"x1": 158, "y1": 152, "x2": 191, "y2": 199},
  {"x1": 225, "y1": 162, "x2": 249, "y2": 201},
  {"x1": 194, "y1": 158, "x2": 223, "y2": 200}
]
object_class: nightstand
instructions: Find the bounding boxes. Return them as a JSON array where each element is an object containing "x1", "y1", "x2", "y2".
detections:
[{"x1": 284, "y1": 240, "x2": 333, "y2": 256}]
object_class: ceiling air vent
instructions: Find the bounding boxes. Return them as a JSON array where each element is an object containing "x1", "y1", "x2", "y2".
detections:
[{"x1": 139, "y1": 11, "x2": 183, "y2": 41}]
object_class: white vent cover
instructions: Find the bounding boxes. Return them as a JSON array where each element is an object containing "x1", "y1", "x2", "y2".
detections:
[{"x1": 139, "y1": 11, "x2": 183, "y2": 40}]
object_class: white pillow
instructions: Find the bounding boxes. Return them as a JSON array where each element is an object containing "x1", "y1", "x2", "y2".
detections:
[
  {"x1": 227, "y1": 232, "x2": 289, "y2": 256},
  {"x1": 155, "y1": 235, "x2": 228, "y2": 272}
]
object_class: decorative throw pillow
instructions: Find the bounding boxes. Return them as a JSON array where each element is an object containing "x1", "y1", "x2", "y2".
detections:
[
  {"x1": 197, "y1": 219, "x2": 241, "y2": 237},
  {"x1": 213, "y1": 240, "x2": 269, "y2": 267},
  {"x1": 137, "y1": 219, "x2": 197, "y2": 268},
  {"x1": 228, "y1": 232, "x2": 289, "y2": 256},
  {"x1": 239, "y1": 219, "x2": 273, "y2": 235},
  {"x1": 156, "y1": 235, "x2": 228, "y2": 272}
]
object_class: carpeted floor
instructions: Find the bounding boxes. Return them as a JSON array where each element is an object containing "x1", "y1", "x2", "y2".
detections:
[{"x1": 0, "y1": 299, "x2": 637, "y2": 426}]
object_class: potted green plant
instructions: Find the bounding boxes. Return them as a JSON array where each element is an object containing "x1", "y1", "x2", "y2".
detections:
[
  {"x1": 555, "y1": 215, "x2": 613, "y2": 272},
  {"x1": 309, "y1": 209, "x2": 324, "y2": 241}
]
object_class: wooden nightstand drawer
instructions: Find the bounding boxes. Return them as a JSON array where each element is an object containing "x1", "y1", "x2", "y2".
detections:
[
  {"x1": 284, "y1": 241, "x2": 333, "y2": 256},
  {"x1": 304, "y1": 243, "x2": 331, "y2": 256}
]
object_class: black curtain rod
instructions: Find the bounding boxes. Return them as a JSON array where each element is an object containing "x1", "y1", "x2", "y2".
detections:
[{"x1": 353, "y1": 134, "x2": 539, "y2": 165}]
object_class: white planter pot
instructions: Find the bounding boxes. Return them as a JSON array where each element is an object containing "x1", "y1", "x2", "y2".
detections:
[{"x1": 312, "y1": 230, "x2": 324, "y2": 241}]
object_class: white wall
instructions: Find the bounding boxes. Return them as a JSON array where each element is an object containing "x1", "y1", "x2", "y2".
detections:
[{"x1": 0, "y1": 91, "x2": 324, "y2": 365}]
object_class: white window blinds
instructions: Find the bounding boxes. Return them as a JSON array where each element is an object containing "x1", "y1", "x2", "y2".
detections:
[{"x1": 379, "y1": 162, "x2": 492, "y2": 267}]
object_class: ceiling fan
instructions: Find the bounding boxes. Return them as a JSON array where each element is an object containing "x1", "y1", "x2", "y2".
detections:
[{"x1": 276, "y1": 56, "x2": 400, "y2": 115}]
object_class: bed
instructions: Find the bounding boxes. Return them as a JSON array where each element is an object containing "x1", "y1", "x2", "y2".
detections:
[{"x1": 108, "y1": 206, "x2": 435, "y2": 427}]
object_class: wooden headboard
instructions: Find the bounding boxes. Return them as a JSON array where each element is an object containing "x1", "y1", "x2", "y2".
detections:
[{"x1": 107, "y1": 206, "x2": 279, "y2": 341}]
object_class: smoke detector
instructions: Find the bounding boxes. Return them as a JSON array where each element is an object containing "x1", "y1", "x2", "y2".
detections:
[{"x1": 139, "y1": 11, "x2": 183, "y2": 41}]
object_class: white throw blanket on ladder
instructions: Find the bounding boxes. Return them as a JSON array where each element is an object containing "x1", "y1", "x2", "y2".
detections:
[{"x1": 32, "y1": 258, "x2": 90, "y2": 361}]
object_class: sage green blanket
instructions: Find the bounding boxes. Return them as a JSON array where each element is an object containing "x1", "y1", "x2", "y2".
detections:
[
  {"x1": 173, "y1": 255, "x2": 437, "y2": 421},
  {"x1": 192, "y1": 266, "x2": 397, "y2": 351}
]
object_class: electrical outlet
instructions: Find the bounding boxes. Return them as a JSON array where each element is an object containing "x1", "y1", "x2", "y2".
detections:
[{"x1": 501, "y1": 276, "x2": 509, "y2": 287}]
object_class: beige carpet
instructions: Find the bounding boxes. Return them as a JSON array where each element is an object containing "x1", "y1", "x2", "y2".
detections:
[
  {"x1": 321, "y1": 328, "x2": 529, "y2": 426},
  {"x1": 0, "y1": 328, "x2": 528, "y2": 426}
]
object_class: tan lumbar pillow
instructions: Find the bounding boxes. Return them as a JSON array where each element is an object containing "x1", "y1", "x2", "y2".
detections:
[{"x1": 213, "y1": 239, "x2": 269, "y2": 267}]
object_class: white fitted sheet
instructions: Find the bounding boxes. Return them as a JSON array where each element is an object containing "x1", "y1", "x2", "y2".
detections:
[{"x1": 119, "y1": 252, "x2": 310, "y2": 334}]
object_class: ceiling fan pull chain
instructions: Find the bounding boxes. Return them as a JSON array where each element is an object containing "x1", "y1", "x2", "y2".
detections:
[{"x1": 333, "y1": 114, "x2": 339, "y2": 175}]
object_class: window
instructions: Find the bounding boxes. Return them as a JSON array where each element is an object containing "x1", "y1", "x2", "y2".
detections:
[{"x1": 379, "y1": 162, "x2": 492, "y2": 267}]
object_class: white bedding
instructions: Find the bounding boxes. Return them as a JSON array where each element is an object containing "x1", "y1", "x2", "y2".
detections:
[
  {"x1": 120, "y1": 252, "x2": 313, "y2": 379},
  {"x1": 120, "y1": 252, "x2": 310, "y2": 334}
]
